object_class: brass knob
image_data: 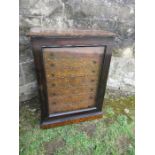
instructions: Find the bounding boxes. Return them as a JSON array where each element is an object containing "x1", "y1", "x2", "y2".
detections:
[{"x1": 93, "y1": 61, "x2": 96, "y2": 64}]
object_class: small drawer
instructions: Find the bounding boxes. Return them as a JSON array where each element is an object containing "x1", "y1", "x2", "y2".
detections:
[
  {"x1": 45, "y1": 67, "x2": 100, "y2": 78},
  {"x1": 48, "y1": 85, "x2": 97, "y2": 96},
  {"x1": 48, "y1": 93, "x2": 96, "y2": 113},
  {"x1": 47, "y1": 76, "x2": 99, "y2": 88}
]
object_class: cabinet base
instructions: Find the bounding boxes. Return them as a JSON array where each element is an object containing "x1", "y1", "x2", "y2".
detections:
[{"x1": 41, "y1": 111, "x2": 103, "y2": 129}]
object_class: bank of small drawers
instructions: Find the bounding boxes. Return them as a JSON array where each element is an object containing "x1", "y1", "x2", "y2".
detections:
[{"x1": 43, "y1": 47, "x2": 104, "y2": 113}]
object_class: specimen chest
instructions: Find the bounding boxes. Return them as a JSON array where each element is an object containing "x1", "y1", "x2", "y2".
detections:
[{"x1": 28, "y1": 28, "x2": 115, "y2": 129}]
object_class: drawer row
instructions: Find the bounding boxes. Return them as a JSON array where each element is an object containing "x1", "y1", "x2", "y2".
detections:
[
  {"x1": 48, "y1": 92, "x2": 96, "y2": 113},
  {"x1": 47, "y1": 84, "x2": 98, "y2": 96},
  {"x1": 43, "y1": 48, "x2": 104, "y2": 60},
  {"x1": 46, "y1": 76, "x2": 98, "y2": 89},
  {"x1": 45, "y1": 67, "x2": 100, "y2": 78},
  {"x1": 44, "y1": 58, "x2": 102, "y2": 69}
]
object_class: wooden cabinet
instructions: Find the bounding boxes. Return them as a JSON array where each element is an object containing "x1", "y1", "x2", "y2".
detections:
[{"x1": 28, "y1": 28, "x2": 115, "y2": 129}]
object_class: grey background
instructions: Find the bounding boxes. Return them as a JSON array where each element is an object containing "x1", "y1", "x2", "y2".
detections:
[{"x1": 19, "y1": 0, "x2": 135, "y2": 102}]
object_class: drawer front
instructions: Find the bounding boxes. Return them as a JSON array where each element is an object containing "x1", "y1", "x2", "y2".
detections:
[
  {"x1": 43, "y1": 47, "x2": 105, "y2": 114},
  {"x1": 47, "y1": 76, "x2": 98, "y2": 88},
  {"x1": 48, "y1": 85, "x2": 96, "y2": 96},
  {"x1": 48, "y1": 92, "x2": 96, "y2": 113},
  {"x1": 45, "y1": 67, "x2": 100, "y2": 77}
]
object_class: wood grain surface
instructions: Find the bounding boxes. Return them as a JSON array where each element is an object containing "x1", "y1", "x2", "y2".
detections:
[
  {"x1": 43, "y1": 47, "x2": 105, "y2": 113},
  {"x1": 28, "y1": 28, "x2": 116, "y2": 37}
]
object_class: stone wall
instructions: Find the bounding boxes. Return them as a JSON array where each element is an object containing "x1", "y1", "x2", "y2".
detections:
[{"x1": 19, "y1": 0, "x2": 135, "y2": 102}]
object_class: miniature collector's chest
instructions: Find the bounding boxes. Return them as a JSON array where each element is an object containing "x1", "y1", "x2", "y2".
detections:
[{"x1": 28, "y1": 28, "x2": 115, "y2": 129}]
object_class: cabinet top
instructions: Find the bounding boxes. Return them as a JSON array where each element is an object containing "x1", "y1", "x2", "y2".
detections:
[{"x1": 27, "y1": 27, "x2": 116, "y2": 38}]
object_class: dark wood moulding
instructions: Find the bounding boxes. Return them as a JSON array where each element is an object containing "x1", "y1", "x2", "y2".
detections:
[
  {"x1": 41, "y1": 112, "x2": 103, "y2": 129},
  {"x1": 28, "y1": 28, "x2": 116, "y2": 129}
]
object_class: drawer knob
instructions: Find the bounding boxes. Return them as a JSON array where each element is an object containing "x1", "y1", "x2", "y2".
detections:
[
  {"x1": 51, "y1": 64, "x2": 55, "y2": 67},
  {"x1": 89, "y1": 96, "x2": 93, "y2": 99},
  {"x1": 52, "y1": 83, "x2": 56, "y2": 86},
  {"x1": 93, "y1": 61, "x2": 97, "y2": 64},
  {"x1": 90, "y1": 88, "x2": 94, "y2": 91}
]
